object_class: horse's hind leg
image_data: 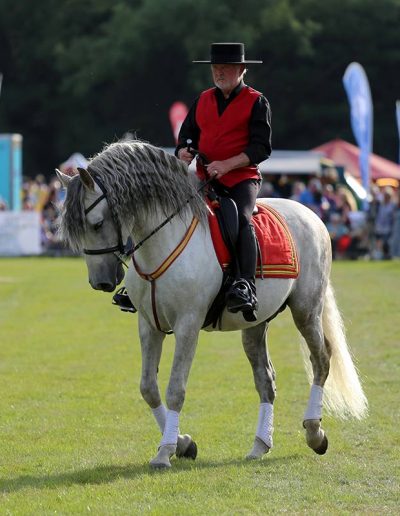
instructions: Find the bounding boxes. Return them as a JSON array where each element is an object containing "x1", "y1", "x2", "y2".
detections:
[
  {"x1": 290, "y1": 301, "x2": 331, "y2": 454},
  {"x1": 242, "y1": 321, "x2": 275, "y2": 459}
]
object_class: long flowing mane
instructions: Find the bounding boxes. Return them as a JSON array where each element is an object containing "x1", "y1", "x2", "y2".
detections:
[{"x1": 60, "y1": 140, "x2": 208, "y2": 249}]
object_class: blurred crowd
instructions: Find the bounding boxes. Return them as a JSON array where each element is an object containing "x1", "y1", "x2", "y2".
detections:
[
  {"x1": 259, "y1": 176, "x2": 400, "y2": 260},
  {"x1": 0, "y1": 153, "x2": 88, "y2": 255},
  {"x1": 1, "y1": 164, "x2": 400, "y2": 260},
  {"x1": 21, "y1": 174, "x2": 66, "y2": 255}
]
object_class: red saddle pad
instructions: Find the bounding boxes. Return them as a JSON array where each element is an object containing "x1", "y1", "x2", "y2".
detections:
[{"x1": 208, "y1": 201, "x2": 299, "y2": 279}]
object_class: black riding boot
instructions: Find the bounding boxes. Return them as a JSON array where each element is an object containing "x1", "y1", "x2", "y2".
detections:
[{"x1": 226, "y1": 224, "x2": 258, "y2": 321}]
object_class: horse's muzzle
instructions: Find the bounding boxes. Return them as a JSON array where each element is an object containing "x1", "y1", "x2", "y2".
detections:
[
  {"x1": 89, "y1": 261, "x2": 125, "y2": 292},
  {"x1": 95, "y1": 282, "x2": 115, "y2": 292}
]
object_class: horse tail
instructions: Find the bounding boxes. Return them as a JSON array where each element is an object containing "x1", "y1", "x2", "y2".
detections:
[
  {"x1": 322, "y1": 280, "x2": 368, "y2": 419},
  {"x1": 301, "y1": 279, "x2": 368, "y2": 420}
]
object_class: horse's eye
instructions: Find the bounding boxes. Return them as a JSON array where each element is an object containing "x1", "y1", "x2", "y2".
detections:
[{"x1": 93, "y1": 220, "x2": 104, "y2": 231}]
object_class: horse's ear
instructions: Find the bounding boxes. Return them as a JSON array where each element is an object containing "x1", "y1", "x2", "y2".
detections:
[
  {"x1": 55, "y1": 169, "x2": 72, "y2": 188},
  {"x1": 77, "y1": 167, "x2": 95, "y2": 191}
]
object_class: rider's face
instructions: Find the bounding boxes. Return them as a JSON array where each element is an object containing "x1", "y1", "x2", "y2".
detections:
[{"x1": 211, "y1": 64, "x2": 245, "y2": 97}]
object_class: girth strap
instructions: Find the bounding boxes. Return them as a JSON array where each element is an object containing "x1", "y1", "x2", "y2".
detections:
[
  {"x1": 132, "y1": 217, "x2": 199, "y2": 333},
  {"x1": 150, "y1": 280, "x2": 170, "y2": 334}
]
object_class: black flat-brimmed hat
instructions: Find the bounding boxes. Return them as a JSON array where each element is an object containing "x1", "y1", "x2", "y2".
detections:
[{"x1": 193, "y1": 42, "x2": 262, "y2": 64}]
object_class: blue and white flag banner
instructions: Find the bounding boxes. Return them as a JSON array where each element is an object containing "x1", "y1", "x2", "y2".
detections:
[
  {"x1": 343, "y1": 63, "x2": 373, "y2": 208},
  {"x1": 396, "y1": 100, "x2": 400, "y2": 164}
]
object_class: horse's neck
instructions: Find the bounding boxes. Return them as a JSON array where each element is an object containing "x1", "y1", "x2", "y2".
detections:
[{"x1": 130, "y1": 209, "x2": 196, "y2": 273}]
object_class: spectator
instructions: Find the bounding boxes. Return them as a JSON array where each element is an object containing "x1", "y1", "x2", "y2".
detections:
[
  {"x1": 276, "y1": 174, "x2": 292, "y2": 198},
  {"x1": 367, "y1": 184, "x2": 381, "y2": 255},
  {"x1": 258, "y1": 180, "x2": 277, "y2": 198},
  {"x1": 347, "y1": 211, "x2": 369, "y2": 260},
  {"x1": 299, "y1": 178, "x2": 323, "y2": 216},
  {"x1": 333, "y1": 187, "x2": 354, "y2": 227},
  {"x1": 389, "y1": 189, "x2": 400, "y2": 259},
  {"x1": 290, "y1": 181, "x2": 306, "y2": 203},
  {"x1": 320, "y1": 183, "x2": 337, "y2": 223},
  {"x1": 41, "y1": 201, "x2": 62, "y2": 253},
  {"x1": 373, "y1": 186, "x2": 396, "y2": 260},
  {"x1": 326, "y1": 212, "x2": 351, "y2": 259},
  {"x1": 31, "y1": 174, "x2": 50, "y2": 212}
]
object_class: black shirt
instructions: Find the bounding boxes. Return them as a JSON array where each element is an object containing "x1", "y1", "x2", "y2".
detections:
[{"x1": 175, "y1": 81, "x2": 272, "y2": 164}]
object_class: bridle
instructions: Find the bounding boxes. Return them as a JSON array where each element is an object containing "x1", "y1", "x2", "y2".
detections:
[
  {"x1": 83, "y1": 176, "x2": 126, "y2": 259},
  {"x1": 82, "y1": 171, "x2": 214, "y2": 267}
]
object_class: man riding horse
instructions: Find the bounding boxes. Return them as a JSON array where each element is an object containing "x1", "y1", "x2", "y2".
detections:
[
  {"x1": 176, "y1": 42, "x2": 272, "y2": 320},
  {"x1": 113, "y1": 42, "x2": 272, "y2": 321}
]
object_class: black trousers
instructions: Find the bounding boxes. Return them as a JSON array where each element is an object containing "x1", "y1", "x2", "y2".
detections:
[
  {"x1": 216, "y1": 178, "x2": 261, "y2": 229},
  {"x1": 214, "y1": 178, "x2": 260, "y2": 283}
]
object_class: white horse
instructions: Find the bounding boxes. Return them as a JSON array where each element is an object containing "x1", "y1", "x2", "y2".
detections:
[{"x1": 57, "y1": 140, "x2": 368, "y2": 469}]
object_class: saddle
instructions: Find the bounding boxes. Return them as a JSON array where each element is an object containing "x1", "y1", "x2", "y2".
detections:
[{"x1": 202, "y1": 189, "x2": 299, "y2": 329}]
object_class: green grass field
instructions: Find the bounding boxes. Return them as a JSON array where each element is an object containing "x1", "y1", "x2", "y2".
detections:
[{"x1": 0, "y1": 258, "x2": 399, "y2": 514}]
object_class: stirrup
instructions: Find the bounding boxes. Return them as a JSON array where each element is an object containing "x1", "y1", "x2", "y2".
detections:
[
  {"x1": 243, "y1": 308, "x2": 258, "y2": 322},
  {"x1": 112, "y1": 287, "x2": 137, "y2": 313},
  {"x1": 226, "y1": 279, "x2": 258, "y2": 315}
]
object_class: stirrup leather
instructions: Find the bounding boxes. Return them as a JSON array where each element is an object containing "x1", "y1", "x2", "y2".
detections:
[{"x1": 112, "y1": 287, "x2": 137, "y2": 313}]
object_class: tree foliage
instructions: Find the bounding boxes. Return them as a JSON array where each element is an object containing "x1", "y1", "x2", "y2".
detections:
[{"x1": 0, "y1": 0, "x2": 399, "y2": 175}]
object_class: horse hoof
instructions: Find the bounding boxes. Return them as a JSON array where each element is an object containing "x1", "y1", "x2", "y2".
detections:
[
  {"x1": 246, "y1": 449, "x2": 270, "y2": 460},
  {"x1": 313, "y1": 435, "x2": 328, "y2": 455},
  {"x1": 182, "y1": 440, "x2": 198, "y2": 459},
  {"x1": 176, "y1": 434, "x2": 198, "y2": 460},
  {"x1": 246, "y1": 436, "x2": 271, "y2": 459},
  {"x1": 149, "y1": 444, "x2": 175, "y2": 469},
  {"x1": 150, "y1": 460, "x2": 171, "y2": 469}
]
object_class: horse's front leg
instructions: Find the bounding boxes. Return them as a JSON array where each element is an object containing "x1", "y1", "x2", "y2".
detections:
[
  {"x1": 150, "y1": 320, "x2": 200, "y2": 469},
  {"x1": 242, "y1": 322, "x2": 276, "y2": 459},
  {"x1": 139, "y1": 316, "x2": 197, "y2": 466},
  {"x1": 139, "y1": 315, "x2": 166, "y2": 424}
]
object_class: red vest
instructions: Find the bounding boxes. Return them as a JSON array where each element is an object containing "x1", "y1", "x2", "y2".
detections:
[{"x1": 196, "y1": 86, "x2": 261, "y2": 187}]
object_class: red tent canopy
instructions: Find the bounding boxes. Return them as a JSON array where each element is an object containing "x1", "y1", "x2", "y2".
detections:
[{"x1": 312, "y1": 139, "x2": 400, "y2": 181}]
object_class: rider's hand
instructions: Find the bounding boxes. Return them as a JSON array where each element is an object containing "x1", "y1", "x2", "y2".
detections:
[
  {"x1": 178, "y1": 148, "x2": 194, "y2": 165},
  {"x1": 206, "y1": 161, "x2": 230, "y2": 180}
]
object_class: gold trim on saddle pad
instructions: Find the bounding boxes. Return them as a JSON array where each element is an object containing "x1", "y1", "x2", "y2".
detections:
[
  {"x1": 254, "y1": 202, "x2": 299, "y2": 279},
  {"x1": 253, "y1": 202, "x2": 300, "y2": 278}
]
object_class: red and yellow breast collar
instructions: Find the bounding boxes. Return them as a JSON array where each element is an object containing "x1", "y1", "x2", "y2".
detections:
[{"x1": 131, "y1": 216, "x2": 199, "y2": 333}]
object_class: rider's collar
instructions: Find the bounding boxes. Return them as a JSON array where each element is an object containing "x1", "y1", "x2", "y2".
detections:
[{"x1": 215, "y1": 81, "x2": 245, "y2": 102}]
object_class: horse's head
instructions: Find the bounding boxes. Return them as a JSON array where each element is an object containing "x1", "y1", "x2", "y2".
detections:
[{"x1": 57, "y1": 168, "x2": 125, "y2": 292}]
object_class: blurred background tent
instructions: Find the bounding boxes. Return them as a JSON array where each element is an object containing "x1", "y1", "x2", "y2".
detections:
[
  {"x1": 313, "y1": 139, "x2": 400, "y2": 181},
  {"x1": 59, "y1": 153, "x2": 88, "y2": 175}
]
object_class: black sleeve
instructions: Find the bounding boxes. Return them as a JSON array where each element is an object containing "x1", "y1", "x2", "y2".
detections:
[
  {"x1": 175, "y1": 97, "x2": 200, "y2": 156},
  {"x1": 244, "y1": 95, "x2": 272, "y2": 165}
]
